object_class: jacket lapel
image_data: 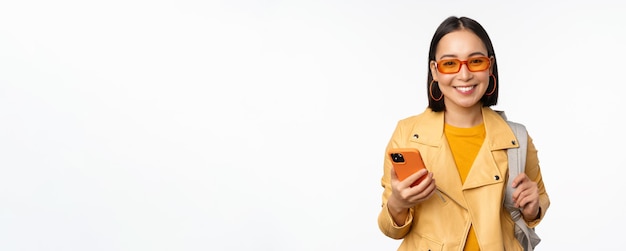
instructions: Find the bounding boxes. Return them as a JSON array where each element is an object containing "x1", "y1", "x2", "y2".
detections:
[
  {"x1": 408, "y1": 110, "x2": 467, "y2": 207},
  {"x1": 463, "y1": 108, "x2": 518, "y2": 190}
]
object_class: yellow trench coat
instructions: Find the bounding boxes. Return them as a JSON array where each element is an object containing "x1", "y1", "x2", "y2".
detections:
[{"x1": 378, "y1": 107, "x2": 550, "y2": 251}]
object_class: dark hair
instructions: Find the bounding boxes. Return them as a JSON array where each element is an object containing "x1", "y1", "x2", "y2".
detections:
[{"x1": 427, "y1": 16, "x2": 499, "y2": 112}]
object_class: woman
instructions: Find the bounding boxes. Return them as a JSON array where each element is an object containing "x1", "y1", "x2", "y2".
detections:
[{"x1": 377, "y1": 16, "x2": 550, "y2": 250}]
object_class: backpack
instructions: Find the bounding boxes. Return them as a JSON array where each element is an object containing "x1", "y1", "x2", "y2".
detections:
[{"x1": 497, "y1": 111, "x2": 541, "y2": 251}]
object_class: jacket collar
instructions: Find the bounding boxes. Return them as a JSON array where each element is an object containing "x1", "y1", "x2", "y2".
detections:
[{"x1": 412, "y1": 107, "x2": 518, "y2": 151}]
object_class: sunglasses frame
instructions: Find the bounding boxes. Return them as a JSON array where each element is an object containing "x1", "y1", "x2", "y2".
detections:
[{"x1": 434, "y1": 56, "x2": 491, "y2": 74}]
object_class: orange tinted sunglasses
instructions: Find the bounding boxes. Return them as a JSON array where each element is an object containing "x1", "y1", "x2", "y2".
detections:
[{"x1": 435, "y1": 56, "x2": 491, "y2": 74}]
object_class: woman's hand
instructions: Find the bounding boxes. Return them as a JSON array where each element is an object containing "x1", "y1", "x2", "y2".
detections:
[
  {"x1": 386, "y1": 168, "x2": 436, "y2": 225},
  {"x1": 512, "y1": 173, "x2": 540, "y2": 221}
]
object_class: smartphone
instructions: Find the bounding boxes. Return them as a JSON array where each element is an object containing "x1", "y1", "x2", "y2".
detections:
[{"x1": 388, "y1": 148, "x2": 427, "y2": 187}]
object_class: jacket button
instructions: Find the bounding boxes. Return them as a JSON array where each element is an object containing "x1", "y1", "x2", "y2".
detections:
[
  {"x1": 494, "y1": 175, "x2": 500, "y2": 180},
  {"x1": 511, "y1": 140, "x2": 516, "y2": 145},
  {"x1": 413, "y1": 134, "x2": 419, "y2": 139}
]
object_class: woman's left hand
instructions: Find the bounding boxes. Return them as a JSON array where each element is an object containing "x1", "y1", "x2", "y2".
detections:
[{"x1": 511, "y1": 173, "x2": 540, "y2": 221}]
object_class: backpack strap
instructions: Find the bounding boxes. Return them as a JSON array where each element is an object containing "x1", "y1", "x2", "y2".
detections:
[
  {"x1": 505, "y1": 120, "x2": 527, "y2": 207},
  {"x1": 497, "y1": 111, "x2": 540, "y2": 251}
]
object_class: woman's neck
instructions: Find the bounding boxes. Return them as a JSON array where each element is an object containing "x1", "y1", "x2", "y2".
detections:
[{"x1": 444, "y1": 105, "x2": 483, "y2": 128}]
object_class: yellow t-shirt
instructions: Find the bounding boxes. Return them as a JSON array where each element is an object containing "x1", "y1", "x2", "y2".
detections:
[{"x1": 445, "y1": 122, "x2": 486, "y2": 251}]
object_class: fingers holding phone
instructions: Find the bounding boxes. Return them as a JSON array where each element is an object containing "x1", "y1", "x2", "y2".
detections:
[
  {"x1": 388, "y1": 148, "x2": 437, "y2": 209},
  {"x1": 407, "y1": 169, "x2": 436, "y2": 200}
]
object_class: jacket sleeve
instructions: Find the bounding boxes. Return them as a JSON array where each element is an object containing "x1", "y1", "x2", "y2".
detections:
[
  {"x1": 524, "y1": 135, "x2": 550, "y2": 228},
  {"x1": 377, "y1": 120, "x2": 414, "y2": 239}
]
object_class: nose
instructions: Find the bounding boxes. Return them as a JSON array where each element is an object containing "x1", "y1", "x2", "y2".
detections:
[{"x1": 457, "y1": 63, "x2": 472, "y2": 80}]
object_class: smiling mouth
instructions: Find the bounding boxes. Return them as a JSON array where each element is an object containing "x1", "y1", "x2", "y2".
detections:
[{"x1": 455, "y1": 85, "x2": 476, "y2": 92}]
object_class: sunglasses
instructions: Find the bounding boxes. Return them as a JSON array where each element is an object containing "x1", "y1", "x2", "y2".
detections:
[{"x1": 435, "y1": 56, "x2": 491, "y2": 74}]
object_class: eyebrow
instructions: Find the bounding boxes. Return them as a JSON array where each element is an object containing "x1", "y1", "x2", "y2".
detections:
[{"x1": 438, "y1": 52, "x2": 487, "y2": 60}]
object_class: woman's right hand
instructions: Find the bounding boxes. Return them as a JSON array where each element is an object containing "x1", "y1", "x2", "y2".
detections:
[{"x1": 386, "y1": 168, "x2": 436, "y2": 225}]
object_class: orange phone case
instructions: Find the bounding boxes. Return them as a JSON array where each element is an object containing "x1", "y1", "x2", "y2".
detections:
[{"x1": 388, "y1": 148, "x2": 427, "y2": 187}]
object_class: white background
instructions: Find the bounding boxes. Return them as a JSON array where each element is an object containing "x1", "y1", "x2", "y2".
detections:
[{"x1": 1, "y1": 0, "x2": 624, "y2": 250}]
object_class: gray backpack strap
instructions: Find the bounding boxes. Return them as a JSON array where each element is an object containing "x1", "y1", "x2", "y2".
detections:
[
  {"x1": 504, "y1": 120, "x2": 527, "y2": 206},
  {"x1": 497, "y1": 111, "x2": 540, "y2": 250},
  {"x1": 504, "y1": 120, "x2": 541, "y2": 251}
]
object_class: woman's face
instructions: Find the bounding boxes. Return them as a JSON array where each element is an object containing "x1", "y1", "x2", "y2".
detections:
[{"x1": 430, "y1": 29, "x2": 493, "y2": 110}]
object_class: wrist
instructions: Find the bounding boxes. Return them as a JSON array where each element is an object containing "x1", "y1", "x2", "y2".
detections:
[
  {"x1": 534, "y1": 207, "x2": 542, "y2": 220},
  {"x1": 387, "y1": 196, "x2": 406, "y2": 214},
  {"x1": 386, "y1": 197, "x2": 410, "y2": 227}
]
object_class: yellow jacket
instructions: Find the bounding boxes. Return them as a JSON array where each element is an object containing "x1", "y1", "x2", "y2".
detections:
[{"x1": 378, "y1": 107, "x2": 550, "y2": 251}]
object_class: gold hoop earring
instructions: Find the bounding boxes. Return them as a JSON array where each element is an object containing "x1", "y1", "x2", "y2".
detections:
[
  {"x1": 430, "y1": 80, "x2": 443, "y2": 101},
  {"x1": 486, "y1": 74, "x2": 497, "y2": 96}
]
